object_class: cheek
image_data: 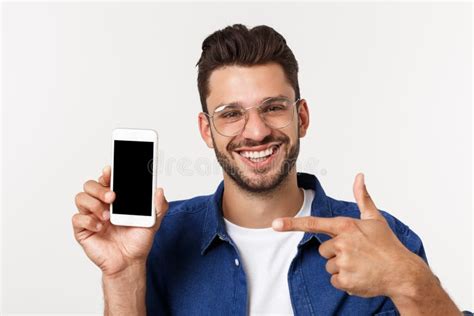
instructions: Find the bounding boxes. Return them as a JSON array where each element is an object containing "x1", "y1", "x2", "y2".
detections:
[
  {"x1": 212, "y1": 135, "x2": 231, "y2": 153},
  {"x1": 280, "y1": 124, "x2": 299, "y2": 143}
]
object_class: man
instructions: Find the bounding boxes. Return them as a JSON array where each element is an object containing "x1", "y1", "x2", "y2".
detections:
[{"x1": 73, "y1": 24, "x2": 465, "y2": 315}]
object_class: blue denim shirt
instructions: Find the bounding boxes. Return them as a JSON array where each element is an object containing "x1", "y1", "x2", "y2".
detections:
[{"x1": 146, "y1": 172, "x2": 428, "y2": 315}]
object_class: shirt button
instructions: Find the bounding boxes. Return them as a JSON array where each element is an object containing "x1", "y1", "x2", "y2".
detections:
[{"x1": 234, "y1": 258, "x2": 240, "y2": 267}]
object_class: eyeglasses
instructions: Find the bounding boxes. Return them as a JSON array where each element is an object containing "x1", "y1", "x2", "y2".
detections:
[{"x1": 204, "y1": 97, "x2": 300, "y2": 137}]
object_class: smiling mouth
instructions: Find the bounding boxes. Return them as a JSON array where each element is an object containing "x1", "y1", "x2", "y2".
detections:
[{"x1": 235, "y1": 144, "x2": 280, "y2": 163}]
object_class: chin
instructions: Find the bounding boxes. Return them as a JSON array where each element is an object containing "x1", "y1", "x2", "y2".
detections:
[{"x1": 239, "y1": 174, "x2": 289, "y2": 194}]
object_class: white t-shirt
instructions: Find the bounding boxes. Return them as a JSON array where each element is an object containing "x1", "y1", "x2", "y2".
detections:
[{"x1": 224, "y1": 189, "x2": 315, "y2": 316}]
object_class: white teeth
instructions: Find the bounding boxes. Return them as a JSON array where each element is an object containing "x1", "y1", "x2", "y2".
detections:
[{"x1": 239, "y1": 146, "x2": 277, "y2": 159}]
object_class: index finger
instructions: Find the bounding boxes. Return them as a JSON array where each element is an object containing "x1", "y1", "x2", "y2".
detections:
[
  {"x1": 272, "y1": 216, "x2": 354, "y2": 237},
  {"x1": 83, "y1": 179, "x2": 114, "y2": 204},
  {"x1": 98, "y1": 165, "x2": 111, "y2": 187}
]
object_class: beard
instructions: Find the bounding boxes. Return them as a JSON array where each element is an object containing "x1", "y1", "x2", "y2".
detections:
[{"x1": 212, "y1": 131, "x2": 300, "y2": 195}]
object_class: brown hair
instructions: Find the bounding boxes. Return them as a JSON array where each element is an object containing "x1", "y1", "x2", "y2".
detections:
[{"x1": 196, "y1": 24, "x2": 300, "y2": 113}]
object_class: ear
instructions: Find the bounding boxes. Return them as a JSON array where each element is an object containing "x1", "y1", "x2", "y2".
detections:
[
  {"x1": 297, "y1": 99, "x2": 310, "y2": 138},
  {"x1": 198, "y1": 112, "x2": 214, "y2": 148}
]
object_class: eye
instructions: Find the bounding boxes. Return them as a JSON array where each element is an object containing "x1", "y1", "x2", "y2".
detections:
[
  {"x1": 219, "y1": 110, "x2": 243, "y2": 119},
  {"x1": 262, "y1": 103, "x2": 286, "y2": 113}
]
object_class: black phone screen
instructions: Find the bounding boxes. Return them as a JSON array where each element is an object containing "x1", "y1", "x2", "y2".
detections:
[{"x1": 112, "y1": 140, "x2": 154, "y2": 216}]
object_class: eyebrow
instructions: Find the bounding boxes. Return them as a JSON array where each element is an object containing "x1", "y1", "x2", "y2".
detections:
[{"x1": 214, "y1": 94, "x2": 291, "y2": 109}]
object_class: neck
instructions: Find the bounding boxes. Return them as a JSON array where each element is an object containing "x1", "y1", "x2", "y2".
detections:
[{"x1": 222, "y1": 169, "x2": 304, "y2": 228}]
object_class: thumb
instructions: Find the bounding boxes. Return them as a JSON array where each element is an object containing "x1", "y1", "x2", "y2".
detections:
[
  {"x1": 152, "y1": 187, "x2": 169, "y2": 231},
  {"x1": 353, "y1": 173, "x2": 383, "y2": 221}
]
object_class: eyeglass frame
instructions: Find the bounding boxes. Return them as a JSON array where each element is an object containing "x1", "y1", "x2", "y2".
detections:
[{"x1": 203, "y1": 97, "x2": 302, "y2": 137}]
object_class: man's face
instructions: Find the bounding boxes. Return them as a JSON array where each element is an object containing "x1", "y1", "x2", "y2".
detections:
[{"x1": 199, "y1": 63, "x2": 309, "y2": 194}]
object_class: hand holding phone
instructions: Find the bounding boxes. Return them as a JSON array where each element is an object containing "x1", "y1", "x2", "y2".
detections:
[
  {"x1": 73, "y1": 165, "x2": 168, "y2": 276},
  {"x1": 72, "y1": 128, "x2": 167, "y2": 277}
]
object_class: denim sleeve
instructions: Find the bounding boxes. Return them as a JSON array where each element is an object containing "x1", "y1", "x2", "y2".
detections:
[
  {"x1": 145, "y1": 238, "x2": 169, "y2": 315},
  {"x1": 392, "y1": 216, "x2": 473, "y2": 315},
  {"x1": 392, "y1": 218, "x2": 429, "y2": 264},
  {"x1": 377, "y1": 210, "x2": 428, "y2": 266}
]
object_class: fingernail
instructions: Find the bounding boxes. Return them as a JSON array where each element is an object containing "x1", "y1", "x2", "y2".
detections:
[
  {"x1": 102, "y1": 211, "x2": 110, "y2": 220},
  {"x1": 272, "y1": 219, "x2": 284, "y2": 230},
  {"x1": 105, "y1": 191, "x2": 114, "y2": 201},
  {"x1": 96, "y1": 223, "x2": 102, "y2": 231}
]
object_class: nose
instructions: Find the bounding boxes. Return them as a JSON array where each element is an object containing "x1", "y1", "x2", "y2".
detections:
[{"x1": 240, "y1": 108, "x2": 272, "y2": 141}]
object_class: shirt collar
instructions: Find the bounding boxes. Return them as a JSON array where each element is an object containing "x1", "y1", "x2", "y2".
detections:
[{"x1": 200, "y1": 172, "x2": 333, "y2": 255}]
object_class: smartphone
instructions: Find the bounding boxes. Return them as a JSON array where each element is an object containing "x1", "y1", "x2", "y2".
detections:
[{"x1": 110, "y1": 128, "x2": 158, "y2": 227}]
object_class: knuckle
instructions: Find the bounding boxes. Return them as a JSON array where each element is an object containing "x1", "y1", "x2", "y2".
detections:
[
  {"x1": 325, "y1": 259, "x2": 335, "y2": 271},
  {"x1": 319, "y1": 242, "x2": 333, "y2": 259},
  {"x1": 318, "y1": 244, "x2": 327, "y2": 257},
  {"x1": 74, "y1": 193, "x2": 82, "y2": 206},
  {"x1": 333, "y1": 238, "x2": 346, "y2": 252},
  {"x1": 86, "y1": 215, "x2": 95, "y2": 227},
  {"x1": 71, "y1": 214, "x2": 78, "y2": 226},
  {"x1": 319, "y1": 250, "x2": 330, "y2": 260},
  {"x1": 336, "y1": 255, "x2": 349, "y2": 269},
  {"x1": 90, "y1": 199, "x2": 103, "y2": 213},
  {"x1": 339, "y1": 217, "x2": 356, "y2": 232},
  {"x1": 83, "y1": 180, "x2": 94, "y2": 192},
  {"x1": 84, "y1": 180, "x2": 100, "y2": 194},
  {"x1": 75, "y1": 192, "x2": 87, "y2": 207},
  {"x1": 318, "y1": 241, "x2": 326, "y2": 252},
  {"x1": 330, "y1": 274, "x2": 340, "y2": 288},
  {"x1": 325, "y1": 260, "x2": 331, "y2": 272},
  {"x1": 100, "y1": 190, "x2": 108, "y2": 201},
  {"x1": 304, "y1": 218, "x2": 316, "y2": 230},
  {"x1": 72, "y1": 213, "x2": 82, "y2": 227}
]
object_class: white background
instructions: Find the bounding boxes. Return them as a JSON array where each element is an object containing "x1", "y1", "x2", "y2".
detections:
[{"x1": 1, "y1": 2, "x2": 472, "y2": 314}]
